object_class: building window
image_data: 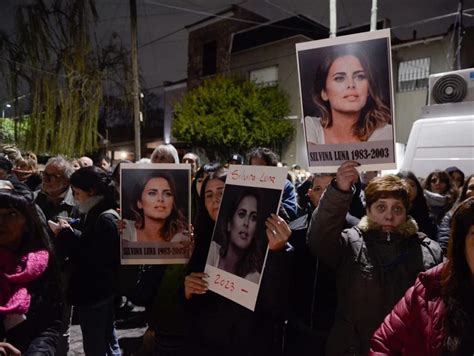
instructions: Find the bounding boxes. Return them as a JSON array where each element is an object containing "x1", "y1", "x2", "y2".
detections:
[
  {"x1": 397, "y1": 58, "x2": 431, "y2": 92},
  {"x1": 249, "y1": 66, "x2": 278, "y2": 87},
  {"x1": 202, "y1": 41, "x2": 217, "y2": 76}
]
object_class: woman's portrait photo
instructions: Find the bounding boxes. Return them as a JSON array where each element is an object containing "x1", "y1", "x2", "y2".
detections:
[
  {"x1": 298, "y1": 36, "x2": 394, "y2": 146},
  {"x1": 121, "y1": 165, "x2": 190, "y2": 244},
  {"x1": 207, "y1": 185, "x2": 280, "y2": 284}
]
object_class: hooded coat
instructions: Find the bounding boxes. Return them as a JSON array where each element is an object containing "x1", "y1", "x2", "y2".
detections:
[{"x1": 307, "y1": 181, "x2": 443, "y2": 355}]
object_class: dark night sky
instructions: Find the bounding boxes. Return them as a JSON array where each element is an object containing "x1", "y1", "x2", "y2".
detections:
[{"x1": 1, "y1": 0, "x2": 473, "y2": 104}]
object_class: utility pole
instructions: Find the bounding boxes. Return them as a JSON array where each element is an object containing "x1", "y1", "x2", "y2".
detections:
[
  {"x1": 456, "y1": 0, "x2": 464, "y2": 70},
  {"x1": 329, "y1": 0, "x2": 337, "y2": 38},
  {"x1": 130, "y1": 0, "x2": 141, "y2": 160},
  {"x1": 370, "y1": 0, "x2": 378, "y2": 31}
]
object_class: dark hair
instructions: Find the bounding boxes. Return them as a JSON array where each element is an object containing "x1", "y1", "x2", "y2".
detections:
[
  {"x1": 193, "y1": 167, "x2": 227, "y2": 239},
  {"x1": 446, "y1": 166, "x2": 465, "y2": 189},
  {"x1": 441, "y1": 198, "x2": 474, "y2": 352},
  {"x1": 130, "y1": 171, "x2": 187, "y2": 241},
  {"x1": 424, "y1": 170, "x2": 458, "y2": 207},
  {"x1": 70, "y1": 166, "x2": 110, "y2": 195},
  {"x1": 459, "y1": 174, "x2": 474, "y2": 203},
  {"x1": 216, "y1": 188, "x2": 265, "y2": 278},
  {"x1": 0, "y1": 188, "x2": 52, "y2": 255},
  {"x1": 397, "y1": 171, "x2": 428, "y2": 210},
  {"x1": 312, "y1": 46, "x2": 392, "y2": 141},
  {"x1": 191, "y1": 162, "x2": 220, "y2": 198},
  {"x1": 111, "y1": 160, "x2": 132, "y2": 186},
  {"x1": 365, "y1": 175, "x2": 410, "y2": 211},
  {"x1": 96, "y1": 155, "x2": 111, "y2": 165},
  {"x1": 247, "y1": 147, "x2": 279, "y2": 167}
]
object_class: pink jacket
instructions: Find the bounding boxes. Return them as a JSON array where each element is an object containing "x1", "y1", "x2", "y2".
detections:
[{"x1": 369, "y1": 263, "x2": 446, "y2": 356}]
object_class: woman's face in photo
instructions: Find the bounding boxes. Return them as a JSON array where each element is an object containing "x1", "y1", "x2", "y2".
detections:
[
  {"x1": 405, "y1": 178, "x2": 418, "y2": 203},
  {"x1": 138, "y1": 177, "x2": 174, "y2": 221},
  {"x1": 322, "y1": 55, "x2": 369, "y2": 115},
  {"x1": 0, "y1": 207, "x2": 27, "y2": 249},
  {"x1": 228, "y1": 195, "x2": 258, "y2": 251},
  {"x1": 204, "y1": 178, "x2": 225, "y2": 221},
  {"x1": 429, "y1": 174, "x2": 447, "y2": 194}
]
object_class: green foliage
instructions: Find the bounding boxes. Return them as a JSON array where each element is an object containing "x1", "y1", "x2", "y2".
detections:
[
  {"x1": 173, "y1": 75, "x2": 294, "y2": 160},
  {"x1": 0, "y1": 118, "x2": 29, "y2": 146},
  {"x1": 0, "y1": 0, "x2": 129, "y2": 156}
]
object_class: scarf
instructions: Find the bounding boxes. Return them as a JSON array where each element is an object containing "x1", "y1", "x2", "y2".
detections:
[
  {"x1": 78, "y1": 195, "x2": 104, "y2": 214},
  {"x1": 0, "y1": 247, "x2": 49, "y2": 315}
]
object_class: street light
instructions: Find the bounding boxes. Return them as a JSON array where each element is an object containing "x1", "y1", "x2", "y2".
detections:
[{"x1": 2, "y1": 104, "x2": 11, "y2": 119}]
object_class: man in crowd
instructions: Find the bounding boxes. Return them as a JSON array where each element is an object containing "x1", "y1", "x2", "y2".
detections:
[
  {"x1": 182, "y1": 152, "x2": 200, "y2": 177},
  {"x1": 95, "y1": 155, "x2": 112, "y2": 173},
  {"x1": 34, "y1": 155, "x2": 76, "y2": 221}
]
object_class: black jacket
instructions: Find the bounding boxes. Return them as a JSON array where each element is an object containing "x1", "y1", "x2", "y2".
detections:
[
  {"x1": 57, "y1": 199, "x2": 120, "y2": 306},
  {"x1": 184, "y1": 227, "x2": 293, "y2": 356}
]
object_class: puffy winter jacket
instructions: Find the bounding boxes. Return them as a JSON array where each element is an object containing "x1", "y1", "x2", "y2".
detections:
[
  {"x1": 307, "y1": 181, "x2": 443, "y2": 355},
  {"x1": 369, "y1": 264, "x2": 446, "y2": 355}
]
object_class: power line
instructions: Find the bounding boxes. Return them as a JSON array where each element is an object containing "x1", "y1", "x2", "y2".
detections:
[{"x1": 143, "y1": 0, "x2": 332, "y2": 34}]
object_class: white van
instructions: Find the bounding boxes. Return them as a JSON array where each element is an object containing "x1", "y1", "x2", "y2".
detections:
[{"x1": 400, "y1": 101, "x2": 474, "y2": 179}]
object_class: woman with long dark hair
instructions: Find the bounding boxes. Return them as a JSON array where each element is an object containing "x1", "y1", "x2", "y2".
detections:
[
  {"x1": 54, "y1": 166, "x2": 120, "y2": 355},
  {"x1": 207, "y1": 188, "x2": 266, "y2": 283},
  {"x1": 437, "y1": 174, "x2": 474, "y2": 253},
  {"x1": 305, "y1": 46, "x2": 392, "y2": 145},
  {"x1": 184, "y1": 167, "x2": 293, "y2": 356},
  {"x1": 0, "y1": 181, "x2": 62, "y2": 354},
  {"x1": 123, "y1": 171, "x2": 188, "y2": 243},
  {"x1": 424, "y1": 169, "x2": 458, "y2": 225},
  {"x1": 397, "y1": 171, "x2": 437, "y2": 239},
  {"x1": 370, "y1": 197, "x2": 474, "y2": 354}
]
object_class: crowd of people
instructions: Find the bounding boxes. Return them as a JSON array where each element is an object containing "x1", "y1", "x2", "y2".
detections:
[{"x1": 0, "y1": 142, "x2": 473, "y2": 356}]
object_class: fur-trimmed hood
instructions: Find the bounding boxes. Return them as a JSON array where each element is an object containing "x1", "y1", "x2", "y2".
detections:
[{"x1": 357, "y1": 215, "x2": 419, "y2": 237}]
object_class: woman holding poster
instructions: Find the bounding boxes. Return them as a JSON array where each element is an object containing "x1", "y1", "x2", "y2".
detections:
[
  {"x1": 307, "y1": 161, "x2": 443, "y2": 355},
  {"x1": 207, "y1": 188, "x2": 265, "y2": 283},
  {"x1": 305, "y1": 46, "x2": 392, "y2": 145},
  {"x1": 123, "y1": 171, "x2": 188, "y2": 243},
  {"x1": 183, "y1": 167, "x2": 293, "y2": 356}
]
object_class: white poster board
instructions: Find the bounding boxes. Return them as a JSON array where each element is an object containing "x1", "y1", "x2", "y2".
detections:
[
  {"x1": 120, "y1": 163, "x2": 192, "y2": 264},
  {"x1": 296, "y1": 29, "x2": 397, "y2": 173},
  {"x1": 204, "y1": 165, "x2": 288, "y2": 311}
]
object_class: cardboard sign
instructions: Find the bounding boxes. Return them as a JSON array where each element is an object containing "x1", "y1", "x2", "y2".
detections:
[
  {"x1": 296, "y1": 29, "x2": 396, "y2": 173},
  {"x1": 120, "y1": 163, "x2": 191, "y2": 264},
  {"x1": 204, "y1": 165, "x2": 287, "y2": 311}
]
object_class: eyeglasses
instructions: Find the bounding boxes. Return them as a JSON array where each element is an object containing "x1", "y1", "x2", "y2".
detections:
[
  {"x1": 42, "y1": 171, "x2": 64, "y2": 181},
  {"x1": 430, "y1": 177, "x2": 445, "y2": 184}
]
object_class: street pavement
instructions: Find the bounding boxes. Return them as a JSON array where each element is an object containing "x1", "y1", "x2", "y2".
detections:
[{"x1": 68, "y1": 305, "x2": 148, "y2": 355}]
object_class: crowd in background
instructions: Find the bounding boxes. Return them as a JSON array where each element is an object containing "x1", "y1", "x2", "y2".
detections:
[{"x1": 0, "y1": 142, "x2": 473, "y2": 355}]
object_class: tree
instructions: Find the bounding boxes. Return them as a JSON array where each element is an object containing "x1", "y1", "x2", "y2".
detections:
[
  {"x1": 173, "y1": 75, "x2": 294, "y2": 161},
  {"x1": 0, "y1": 0, "x2": 130, "y2": 156}
]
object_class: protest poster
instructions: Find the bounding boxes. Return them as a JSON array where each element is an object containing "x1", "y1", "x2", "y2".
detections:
[
  {"x1": 296, "y1": 28, "x2": 397, "y2": 173},
  {"x1": 204, "y1": 164, "x2": 287, "y2": 311},
  {"x1": 120, "y1": 163, "x2": 191, "y2": 264}
]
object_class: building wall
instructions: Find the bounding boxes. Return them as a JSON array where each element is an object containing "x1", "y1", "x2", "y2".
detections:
[
  {"x1": 187, "y1": 7, "x2": 266, "y2": 89},
  {"x1": 392, "y1": 35, "x2": 455, "y2": 143},
  {"x1": 230, "y1": 35, "x2": 310, "y2": 166}
]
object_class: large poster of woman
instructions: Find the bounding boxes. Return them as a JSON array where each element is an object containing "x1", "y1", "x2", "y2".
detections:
[
  {"x1": 204, "y1": 165, "x2": 288, "y2": 311},
  {"x1": 120, "y1": 163, "x2": 192, "y2": 264},
  {"x1": 296, "y1": 29, "x2": 396, "y2": 172}
]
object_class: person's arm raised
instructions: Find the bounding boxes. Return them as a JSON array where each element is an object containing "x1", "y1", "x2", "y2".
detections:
[{"x1": 307, "y1": 161, "x2": 360, "y2": 269}]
